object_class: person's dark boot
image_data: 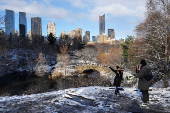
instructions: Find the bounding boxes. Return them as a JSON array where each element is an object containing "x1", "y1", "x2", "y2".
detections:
[{"x1": 115, "y1": 91, "x2": 117, "y2": 95}]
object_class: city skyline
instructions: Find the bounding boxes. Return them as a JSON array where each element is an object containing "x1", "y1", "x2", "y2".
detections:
[{"x1": 0, "y1": 0, "x2": 146, "y2": 40}]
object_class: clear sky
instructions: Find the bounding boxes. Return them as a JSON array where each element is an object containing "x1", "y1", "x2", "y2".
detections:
[{"x1": 0, "y1": 0, "x2": 147, "y2": 41}]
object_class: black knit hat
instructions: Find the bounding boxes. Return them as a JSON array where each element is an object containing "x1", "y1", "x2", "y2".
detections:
[
  {"x1": 140, "y1": 59, "x2": 147, "y2": 66},
  {"x1": 116, "y1": 66, "x2": 120, "y2": 69}
]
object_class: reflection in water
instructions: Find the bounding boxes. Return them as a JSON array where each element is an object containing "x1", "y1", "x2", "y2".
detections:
[{"x1": 0, "y1": 70, "x2": 113, "y2": 96}]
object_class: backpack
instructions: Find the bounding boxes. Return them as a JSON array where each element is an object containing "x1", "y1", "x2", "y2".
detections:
[{"x1": 145, "y1": 69, "x2": 153, "y2": 81}]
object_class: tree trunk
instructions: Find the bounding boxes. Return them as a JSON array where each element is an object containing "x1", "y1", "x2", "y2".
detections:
[{"x1": 163, "y1": 34, "x2": 169, "y2": 88}]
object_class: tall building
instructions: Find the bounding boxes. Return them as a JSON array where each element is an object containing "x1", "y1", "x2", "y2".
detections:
[
  {"x1": 83, "y1": 31, "x2": 90, "y2": 44},
  {"x1": 83, "y1": 35, "x2": 88, "y2": 44},
  {"x1": 75, "y1": 28, "x2": 83, "y2": 41},
  {"x1": 47, "y1": 21, "x2": 56, "y2": 37},
  {"x1": 85, "y1": 31, "x2": 90, "y2": 41},
  {"x1": 99, "y1": 14, "x2": 105, "y2": 35},
  {"x1": 5, "y1": 9, "x2": 15, "y2": 35},
  {"x1": 14, "y1": 29, "x2": 18, "y2": 37},
  {"x1": 27, "y1": 30, "x2": 32, "y2": 40},
  {"x1": 31, "y1": 17, "x2": 42, "y2": 37},
  {"x1": 97, "y1": 33, "x2": 107, "y2": 43},
  {"x1": 72, "y1": 30, "x2": 75, "y2": 39},
  {"x1": 72, "y1": 28, "x2": 83, "y2": 41},
  {"x1": 92, "y1": 36, "x2": 97, "y2": 42},
  {"x1": 108, "y1": 29, "x2": 115, "y2": 40},
  {"x1": 60, "y1": 31, "x2": 65, "y2": 38},
  {"x1": 0, "y1": 28, "x2": 4, "y2": 35},
  {"x1": 119, "y1": 38, "x2": 124, "y2": 43},
  {"x1": 68, "y1": 31, "x2": 71, "y2": 38},
  {"x1": 19, "y1": 12, "x2": 27, "y2": 37}
]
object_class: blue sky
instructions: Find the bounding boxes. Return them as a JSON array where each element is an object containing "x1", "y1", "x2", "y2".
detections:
[{"x1": 0, "y1": 0, "x2": 147, "y2": 41}]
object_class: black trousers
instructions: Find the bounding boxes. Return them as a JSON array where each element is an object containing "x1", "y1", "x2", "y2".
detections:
[{"x1": 141, "y1": 90, "x2": 149, "y2": 103}]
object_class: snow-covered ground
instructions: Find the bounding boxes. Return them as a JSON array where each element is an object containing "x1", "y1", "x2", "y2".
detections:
[{"x1": 0, "y1": 86, "x2": 170, "y2": 113}]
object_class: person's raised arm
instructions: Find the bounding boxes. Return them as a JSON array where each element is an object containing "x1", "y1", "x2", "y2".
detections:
[{"x1": 109, "y1": 66, "x2": 117, "y2": 73}]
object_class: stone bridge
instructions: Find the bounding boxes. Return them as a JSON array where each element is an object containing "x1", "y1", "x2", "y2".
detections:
[{"x1": 74, "y1": 64, "x2": 110, "y2": 74}]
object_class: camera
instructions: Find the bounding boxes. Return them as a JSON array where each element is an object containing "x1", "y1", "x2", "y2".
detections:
[{"x1": 136, "y1": 65, "x2": 140, "y2": 73}]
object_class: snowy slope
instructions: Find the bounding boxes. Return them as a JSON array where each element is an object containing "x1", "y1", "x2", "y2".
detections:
[{"x1": 0, "y1": 86, "x2": 170, "y2": 113}]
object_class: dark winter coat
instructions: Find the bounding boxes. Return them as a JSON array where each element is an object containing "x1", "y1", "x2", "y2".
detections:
[
  {"x1": 109, "y1": 67, "x2": 123, "y2": 87},
  {"x1": 137, "y1": 65, "x2": 150, "y2": 90}
]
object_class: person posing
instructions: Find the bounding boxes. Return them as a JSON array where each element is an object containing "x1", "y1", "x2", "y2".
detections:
[
  {"x1": 136, "y1": 59, "x2": 150, "y2": 106},
  {"x1": 109, "y1": 66, "x2": 123, "y2": 95}
]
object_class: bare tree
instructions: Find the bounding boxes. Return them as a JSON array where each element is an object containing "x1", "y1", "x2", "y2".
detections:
[
  {"x1": 57, "y1": 45, "x2": 70, "y2": 76},
  {"x1": 35, "y1": 53, "x2": 48, "y2": 77},
  {"x1": 74, "y1": 46, "x2": 97, "y2": 64},
  {"x1": 107, "y1": 47, "x2": 124, "y2": 67},
  {"x1": 135, "y1": 0, "x2": 170, "y2": 87},
  {"x1": 0, "y1": 14, "x2": 5, "y2": 30}
]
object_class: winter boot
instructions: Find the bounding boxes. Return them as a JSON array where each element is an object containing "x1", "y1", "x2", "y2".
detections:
[{"x1": 115, "y1": 90, "x2": 117, "y2": 95}]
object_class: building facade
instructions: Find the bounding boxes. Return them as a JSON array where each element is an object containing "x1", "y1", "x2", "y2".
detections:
[
  {"x1": 85, "y1": 31, "x2": 90, "y2": 41},
  {"x1": 31, "y1": 17, "x2": 42, "y2": 37},
  {"x1": 19, "y1": 12, "x2": 27, "y2": 37},
  {"x1": 5, "y1": 9, "x2": 15, "y2": 35},
  {"x1": 92, "y1": 36, "x2": 97, "y2": 42},
  {"x1": 83, "y1": 35, "x2": 88, "y2": 44},
  {"x1": 119, "y1": 38, "x2": 125, "y2": 43},
  {"x1": 97, "y1": 33, "x2": 107, "y2": 43},
  {"x1": 72, "y1": 30, "x2": 75, "y2": 39},
  {"x1": 72, "y1": 28, "x2": 83, "y2": 41},
  {"x1": 68, "y1": 31, "x2": 71, "y2": 38},
  {"x1": 27, "y1": 30, "x2": 32, "y2": 40},
  {"x1": 76, "y1": 28, "x2": 83, "y2": 40},
  {"x1": 0, "y1": 28, "x2": 4, "y2": 35},
  {"x1": 47, "y1": 21, "x2": 56, "y2": 37},
  {"x1": 108, "y1": 29, "x2": 115, "y2": 40},
  {"x1": 99, "y1": 14, "x2": 105, "y2": 35},
  {"x1": 14, "y1": 29, "x2": 18, "y2": 37},
  {"x1": 60, "y1": 31, "x2": 65, "y2": 38}
]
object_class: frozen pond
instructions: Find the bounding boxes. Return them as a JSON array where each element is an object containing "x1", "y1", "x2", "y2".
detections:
[{"x1": 0, "y1": 70, "x2": 113, "y2": 96}]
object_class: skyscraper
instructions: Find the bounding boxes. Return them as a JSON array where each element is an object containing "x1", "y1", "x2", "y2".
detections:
[
  {"x1": 68, "y1": 31, "x2": 71, "y2": 38},
  {"x1": 72, "y1": 30, "x2": 75, "y2": 39},
  {"x1": 0, "y1": 28, "x2": 4, "y2": 35},
  {"x1": 14, "y1": 29, "x2": 18, "y2": 38},
  {"x1": 47, "y1": 21, "x2": 56, "y2": 37},
  {"x1": 75, "y1": 28, "x2": 83, "y2": 41},
  {"x1": 60, "y1": 31, "x2": 65, "y2": 38},
  {"x1": 85, "y1": 31, "x2": 90, "y2": 41},
  {"x1": 108, "y1": 29, "x2": 115, "y2": 40},
  {"x1": 19, "y1": 12, "x2": 27, "y2": 37},
  {"x1": 27, "y1": 30, "x2": 32, "y2": 40},
  {"x1": 92, "y1": 36, "x2": 97, "y2": 42},
  {"x1": 5, "y1": 9, "x2": 15, "y2": 35},
  {"x1": 99, "y1": 14, "x2": 105, "y2": 35},
  {"x1": 31, "y1": 17, "x2": 42, "y2": 37}
]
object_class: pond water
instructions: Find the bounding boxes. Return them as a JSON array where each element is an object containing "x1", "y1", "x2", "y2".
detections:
[{"x1": 0, "y1": 70, "x2": 113, "y2": 96}]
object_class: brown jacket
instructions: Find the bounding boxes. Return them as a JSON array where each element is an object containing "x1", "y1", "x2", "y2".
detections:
[{"x1": 137, "y1": 65, "x2": 150, "y2": 90}]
